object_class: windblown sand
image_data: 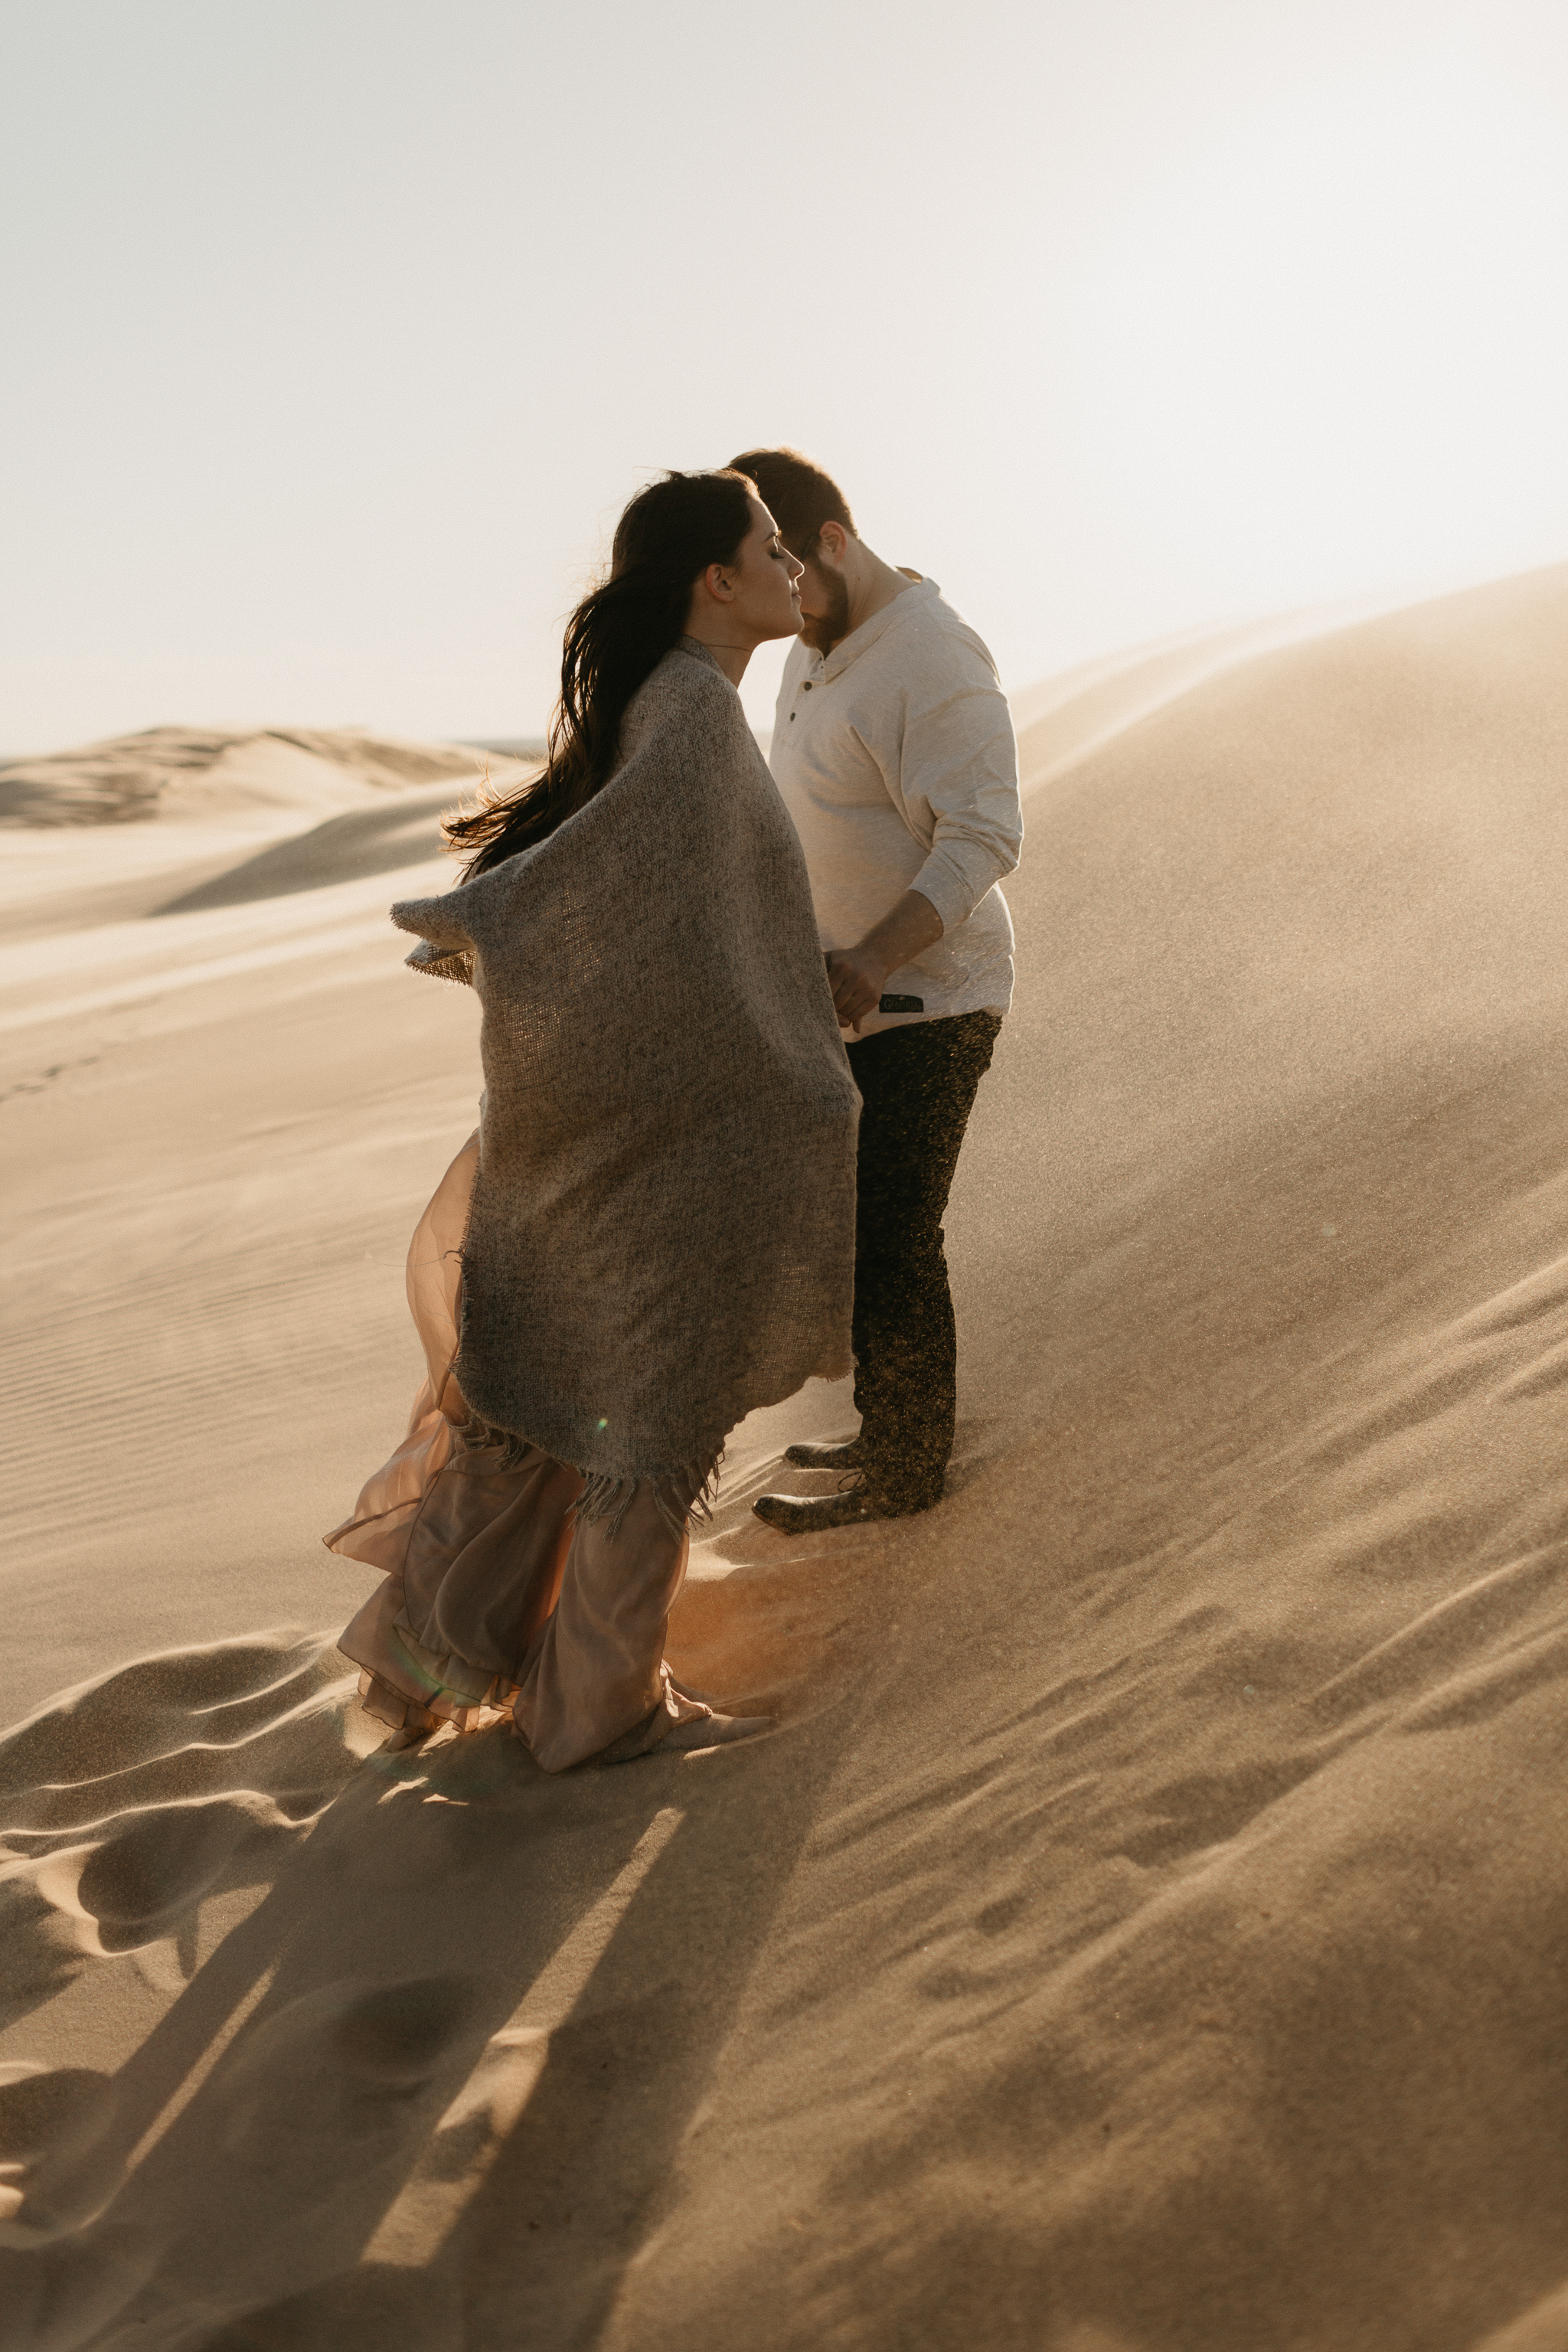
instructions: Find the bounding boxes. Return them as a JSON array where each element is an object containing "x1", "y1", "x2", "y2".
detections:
[{"x1": 2, "y1": 573, "x2": 1567, "y2": 2350}]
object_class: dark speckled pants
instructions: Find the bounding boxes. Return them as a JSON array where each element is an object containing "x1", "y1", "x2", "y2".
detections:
[{"x1": 843, "y1": 1010, "x2": 1002, "y2": 1508}]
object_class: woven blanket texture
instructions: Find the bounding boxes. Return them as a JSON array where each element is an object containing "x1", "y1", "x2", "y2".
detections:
[{"x1": 390, "y1": 639, "x2": 860, "y2": 1488}]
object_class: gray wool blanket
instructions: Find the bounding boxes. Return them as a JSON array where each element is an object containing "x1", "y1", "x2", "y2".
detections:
[{"x1": 390, "y1": 639, "x2": 860, "y2": 1512}]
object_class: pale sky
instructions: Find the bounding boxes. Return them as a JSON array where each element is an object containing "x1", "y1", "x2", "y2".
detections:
[{"x1": 4, "y1": 0, "x2": 1566, "y2": 752}]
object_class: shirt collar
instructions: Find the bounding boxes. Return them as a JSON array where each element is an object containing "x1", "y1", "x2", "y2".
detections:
[{"x1": 802, "y1": 575, "x2": 939, "y2": 684}]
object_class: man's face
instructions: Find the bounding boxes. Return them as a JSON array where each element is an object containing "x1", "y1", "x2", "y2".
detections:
[{"x1": 794, "y1": 549, "x2": 851, "y2": 655}]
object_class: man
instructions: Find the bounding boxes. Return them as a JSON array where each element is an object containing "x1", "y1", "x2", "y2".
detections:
[{"x1": 728, "y1": 447, "x2": 1022, "y2": 1533}]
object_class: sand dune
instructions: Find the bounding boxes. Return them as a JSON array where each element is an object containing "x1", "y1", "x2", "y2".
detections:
[
  {"x1": 1, "y1": 733, "x2": 534, "y2": 952},
  {"x1": 0, "y1": 725, "x2": 495, "y2": 830},
  {"x1": 1009, "y1": 605, "x2": 1367, "y2": 793},
  {"x1": 3, "y1": 570, "x2": 1568, "y2": 2347}
]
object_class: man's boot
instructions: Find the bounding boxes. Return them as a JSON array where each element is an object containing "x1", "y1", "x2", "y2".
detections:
[
  {"x1": 782, "y1": 1437, "x2": 865, "y2": 1471},
  {"x1": 752, "y1": 1470, "x2": 941, "y2": 1534}
]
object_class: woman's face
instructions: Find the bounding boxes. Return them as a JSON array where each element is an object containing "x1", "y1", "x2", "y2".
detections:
[{"x1": 721, "y1": 499, "x2": 805, "y2": 643}]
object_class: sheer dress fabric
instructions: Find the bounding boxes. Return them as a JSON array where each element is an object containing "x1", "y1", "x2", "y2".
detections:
[{"x1": 325, "y1": 1135, "x2": 714, "y2": 1771}]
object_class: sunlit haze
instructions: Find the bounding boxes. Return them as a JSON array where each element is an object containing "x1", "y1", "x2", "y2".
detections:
[{"x1": 5, "y1": 0, "x2": 1566, "y2": 751}]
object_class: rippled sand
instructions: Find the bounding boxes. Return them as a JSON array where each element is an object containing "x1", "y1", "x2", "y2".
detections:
[{"x1": 3, "y1": 570, "x2": 1567, "y2": 2349}]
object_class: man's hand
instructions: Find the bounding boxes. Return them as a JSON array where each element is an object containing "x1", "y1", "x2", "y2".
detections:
[
  {"x1": 825, "y1": 888, "x2": 944, "y2": 1035},
  {"x1": 825, "y1": 943, "x2": 891, "y2": 1033}
]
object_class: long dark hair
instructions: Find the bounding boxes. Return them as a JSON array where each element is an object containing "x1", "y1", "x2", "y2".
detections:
[{"x1": 444, "y1": 468, "x2": 758, "y2": 877}]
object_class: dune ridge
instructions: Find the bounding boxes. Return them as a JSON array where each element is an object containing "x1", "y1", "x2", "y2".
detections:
[
  {"x1": 0, "y1": 726, "x2": 498, "y2": 831},
  {"x1": 2, "y1": 568, "x2": 1568, "y2": 2346},
  {"x1": 1007, "y1": 596, "x2": 1388, "y2": 798}
]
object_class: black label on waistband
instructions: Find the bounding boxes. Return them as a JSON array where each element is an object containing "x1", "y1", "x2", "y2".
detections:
[{"x1": 877, "y1": 994, "x2": 925, "y2": 1014}]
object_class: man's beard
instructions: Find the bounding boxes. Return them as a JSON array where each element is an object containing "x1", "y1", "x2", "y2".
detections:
[{"x1": 798, "y1": 563, "x2": 851, "y2": 655}]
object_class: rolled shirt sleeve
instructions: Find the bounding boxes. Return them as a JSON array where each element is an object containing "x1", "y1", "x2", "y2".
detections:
[{"x1": 893, "y1": 671, "x2": 1024, "y2": 934}]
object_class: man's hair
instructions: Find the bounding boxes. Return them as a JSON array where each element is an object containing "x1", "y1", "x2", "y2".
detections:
[
  {"x1": 444, "y1": 469, "x2": 756, "y2": 877},
  {"x1": 727, "y1": 446, "x2": 857, "y2": 559}
]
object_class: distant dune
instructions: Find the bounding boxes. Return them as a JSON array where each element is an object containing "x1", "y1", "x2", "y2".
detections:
[
  {"x1": 0, "y1": 724, "x2": 498, "y2": 829},
  {"x1": 2, "y1": 568, "x2": 1568, "y2": 2348},
  {"x1": 0, "y1": 732, "x2": 534, "y2": 948}
]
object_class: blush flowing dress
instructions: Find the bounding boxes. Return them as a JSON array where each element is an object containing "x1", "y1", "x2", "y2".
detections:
[{"x1": 325, "y1": 1134, "x2": 716, "y2": 1771}]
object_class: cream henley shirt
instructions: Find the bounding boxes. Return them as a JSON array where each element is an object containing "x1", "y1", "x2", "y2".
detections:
[{"x1": 769, "y1": 577, "x2": 1023, "y2": 1039}]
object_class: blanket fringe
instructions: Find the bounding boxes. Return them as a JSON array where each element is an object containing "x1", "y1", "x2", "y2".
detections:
[
  {"x1": 452, "y1": 1416, "x2": 724, "y2": 1540},
  {"x1": 573, "y1": 1450, "x2": 724, "y2": 1541},
  {"x1": 403, "y1": 942, "x2": 475, "y2": 988},
  {"x1": 455, "y1": 1415, "x2": 534, "y2": 1472}
]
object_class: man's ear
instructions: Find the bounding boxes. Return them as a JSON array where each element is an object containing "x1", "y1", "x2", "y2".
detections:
[{"x1": 815, "y1": 521, "x2": 850, "y2": 568}]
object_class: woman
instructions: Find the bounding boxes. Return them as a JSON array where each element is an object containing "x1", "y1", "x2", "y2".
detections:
[{"x1": 326, "y1": 471, "x2": 860, "y2": 1769}]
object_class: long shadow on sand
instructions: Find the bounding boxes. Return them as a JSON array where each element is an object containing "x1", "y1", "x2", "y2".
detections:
[{"x1": 2, "y1": 1680, "x2": 851, "y2": 2352}]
